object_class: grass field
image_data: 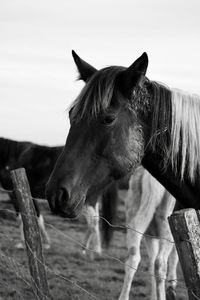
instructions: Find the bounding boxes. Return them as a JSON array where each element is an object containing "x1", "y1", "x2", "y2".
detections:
[{"x1": 0, "y1": 191, "x2": 188, "y2": 300}]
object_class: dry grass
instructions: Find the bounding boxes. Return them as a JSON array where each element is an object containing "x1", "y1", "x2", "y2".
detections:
[{"x1": 0, "y1": 193, "x2": 188, "y2": 300}]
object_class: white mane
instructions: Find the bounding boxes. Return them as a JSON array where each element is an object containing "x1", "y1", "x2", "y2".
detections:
[{"x1": 170, "y1": 88, "x2": 200, "y2": 181}]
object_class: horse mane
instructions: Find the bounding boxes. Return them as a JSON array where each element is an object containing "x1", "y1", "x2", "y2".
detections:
[
  {"x1": 169, "y1": 89, "x2": 200, "y2": 180},
  {"x1": 70, "y1": 66, "x2": 125, "y2": 122},
  {"x1": 148, "y1": 81, "x2": 172, "y2": 153},
  {"x1": 149, "y1": 82, "x2": 200, "y2": 181}
]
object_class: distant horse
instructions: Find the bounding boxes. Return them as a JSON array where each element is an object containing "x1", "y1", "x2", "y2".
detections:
[
  {"x1": 0, "y1": 137, "x2": 115, "y2": 252},
  {"x1": 119, "y1": 166, "x2": 178, "y2": 300},
  {"x1": 46, "y1": 51, "x2": 200, "y2": 218},
  {"x1": 0, "y1": 137, "x2": 62, "y2": 249}
]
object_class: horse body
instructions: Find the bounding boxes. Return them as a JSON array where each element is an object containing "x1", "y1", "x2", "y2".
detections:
[
  {"x1": 119, "y1": 166, "x2": 178, "y2": 300},
  {"x1": 0, "y1": 137, "x2": 63, "y2": 248},
  {"x1": 0, "y1": 138, "x2": 62, "y2": 199},
  {"x1": 0, "y1": 137, "x2": 112, "y2": 251},
  {"x1": 81, "y1": 166, "x2": 178, "y2": 300},
  {"x1": 46, "y1": 51, "x2": 200, "y2": 218}
]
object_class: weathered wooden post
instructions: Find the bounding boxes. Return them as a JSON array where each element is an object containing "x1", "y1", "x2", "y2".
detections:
[
  {"x1": 10, "y1": 168, "x2": 51, "y2": 300},
  {"x1": 168, "y1": 209, "x2": 200, "y2": 300}
]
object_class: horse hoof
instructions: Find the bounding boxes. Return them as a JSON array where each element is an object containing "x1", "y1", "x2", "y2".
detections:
[
  {"x1": 15, "y1": 242, "x2": 24, "y2": 249},
  {"x1": 166, "y1": 286, "x2": 176, "y2": 300}
]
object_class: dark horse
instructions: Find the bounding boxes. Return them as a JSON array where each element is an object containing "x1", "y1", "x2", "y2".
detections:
[
  {"x1": 0, "y1": 137, "x2": 62, "y2": 248},
  {"x1": 46, "y1": 51, "x2": 200, "y2": 218},
  {"x1": 0, "y1": 137, "x2": 119, "y2": 251}
]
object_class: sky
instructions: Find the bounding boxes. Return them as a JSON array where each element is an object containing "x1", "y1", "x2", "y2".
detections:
[{"x1": 0, "y1": 0, "x2": 200, "y2": 146}]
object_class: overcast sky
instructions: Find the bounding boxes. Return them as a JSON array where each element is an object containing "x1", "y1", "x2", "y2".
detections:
[{"x1": 1, "y1": 0, "x2": 200, "y2": 146}]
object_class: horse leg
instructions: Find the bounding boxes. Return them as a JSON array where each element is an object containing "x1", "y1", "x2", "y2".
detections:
[
  {"x1": 15, "y1": 214, "x2": 25, "y2": 249},
  {"x1": 82, "y1": 228, "x2": 93, "y2": 255},
  {"x1": 166, "y1": 245, "x2": 178, "y2": 300},
  {"x1": 152, "y1": 194, "x2": 176, "y2": 300},
  {"x1": 145, "y1": 236, "x2": 159, "y2": 300},
  {"x1": 119, "y1": 168, "x2": 160, "y2": 300},
  {"x1": 153, "y1": 238, "x2": 173, "y2": 300},
  {"x1": 90, "y1": 202, "x2": 101, "y2": 254},
  {"x1": 82, "y1": 204, "x2": 101, "y2": 257},
  {"x1": 38, "y1": 214, "x2": 51, "y2": 250},
  {"x1": 11, "y1": 194, "x2": 24, "y2": 249},
  {"x1": 32, "y1": 199, "x2": 50, "y2": 249},
  {"x1": 82, "y1": 206, "x2": 94, "y2": 255},
  {"x1": 118, "y1": 228, "x2": 144, "y2": 300}
]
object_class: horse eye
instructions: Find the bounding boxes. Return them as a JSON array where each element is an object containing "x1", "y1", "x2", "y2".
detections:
[{"x1": 101, "y1": 114, "x2": 116, "y2": 125}]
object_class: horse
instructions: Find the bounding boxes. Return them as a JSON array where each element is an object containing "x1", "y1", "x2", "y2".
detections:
[
  {"x1": 0, "y1": 137, "x2": 62, "y2": 249},
  {"x1": 119, "y1": 166, "x2": 178, "y2": 300},
  {"x1": 46, "y1": 50, "x2": 200, "y2": 219},
  {"x1": 0, "y1": 137, "x2": 117, "y2": 252},
  {"x1": 81, "y1": 166, "x2": 179, "y2": 300}
]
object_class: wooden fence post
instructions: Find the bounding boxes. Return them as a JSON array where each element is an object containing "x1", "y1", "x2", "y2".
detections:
[
  {"x1": 10, "y1": 168, "x2": 51, "y2": 300},
  {"x1": 168, "y1": 208, "x2": 200, "y2": 300}
]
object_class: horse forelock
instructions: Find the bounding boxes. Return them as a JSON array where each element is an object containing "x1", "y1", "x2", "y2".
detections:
[{"x1": 70, "y1": 66, "x2": 125, "y2": 123}]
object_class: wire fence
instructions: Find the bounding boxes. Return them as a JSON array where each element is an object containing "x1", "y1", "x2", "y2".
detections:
[{"x1": 0, "y1": 186, "x2": 198, "y2": 299}]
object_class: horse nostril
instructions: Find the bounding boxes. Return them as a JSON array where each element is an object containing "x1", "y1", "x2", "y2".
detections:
[{"x1": 58, "y1": 187, "x2": 69, "y2": 207}]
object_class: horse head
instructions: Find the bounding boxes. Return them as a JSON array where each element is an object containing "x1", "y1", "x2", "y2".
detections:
[{"x1": 46, "y1": 51, "x2": 150, "y2": 218}]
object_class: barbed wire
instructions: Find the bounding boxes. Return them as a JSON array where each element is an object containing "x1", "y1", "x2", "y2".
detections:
[
  {"x1": 0, "y1": 215, "x2": 197, "y2": 299},
  {"x1": 25, "y1": 240, "x2": 100, "y2": 300},
  {"x1": 1, "y1": 186, "x2": 200, "y2": 299},
  {"x1": 0, "y1": 248, "x2": 34, "y2": 299},
  {"x1": 0, "y1": 185, "x2": 175, "y2": 244},
  {"x1": 46, "y1": 221, "x2": 182, "y2": 282},
  {"x1": 0, "y1": 187, "x2": 13, "y2": 194},
  {"x1": 0, "y1": 208, "x2": 186, "y2": 288},
  {"x1": 0, "y1": 229, "x2": 98, "y2": 300},
  {"x1": 0, "y1": 187, "x2": 197, "y2": 254},
  {"x1": 96, "y1": 215, "x2": 175, "y2": 244},
  {"x1": 1, "y1": 208, "x2": 200, "y2": 300},
  {"x1": 0, "y1": 189, "x2": 196, "y2": 253}
]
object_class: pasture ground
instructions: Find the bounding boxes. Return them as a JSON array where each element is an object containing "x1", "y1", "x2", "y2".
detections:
[{"x1": 0, "y1": 191, "x2": 187, "y2": 300}]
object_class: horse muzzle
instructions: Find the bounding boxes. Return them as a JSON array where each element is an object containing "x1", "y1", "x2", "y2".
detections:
[{"x1": 46, "y1": 184, "x2": 86, "y2": 219}]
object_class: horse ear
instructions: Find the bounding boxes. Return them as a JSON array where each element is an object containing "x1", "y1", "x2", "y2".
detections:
[
  {"x1": 72, "y1": 50, "x2": 97, "y2": 82},
  {"x1": 120, "y1": 52, "x2": 148, "y2": 97}
]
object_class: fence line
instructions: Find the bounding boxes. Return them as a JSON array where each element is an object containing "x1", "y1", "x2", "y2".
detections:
[
  {"x1": 0, "y1": 186, "x2": 174, "y2": 244},
  {"x1": 0, "y1": 187, "x2": 13, "y2": 194},
  {"x1": 1, "y1": 206, "x2": 200, "y2": 299},
  {"x1": 0, "y1": 247, "x2": 35, "y2": 300},
  {"x1": 0, "y1": 229, "x2": 99, "y2": 300},
  {"x1": 0, "y1": 211, "x2": 178, "y2": 284},
  {"x1": 1, "y1": 187, "x2": 200, "y2": 299},
  {"x1": 0, "y1": 236, "x2": 48, "y2": 300},
  {"x1": 0, "y1": 208, "x2": 186, "y2": 288},
  {"x1": 0, "y1": 203, "x2": 190, "y2": 246},
  {"x1": 25, "y1": 241, "x2": 100, "y2": 300}
]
